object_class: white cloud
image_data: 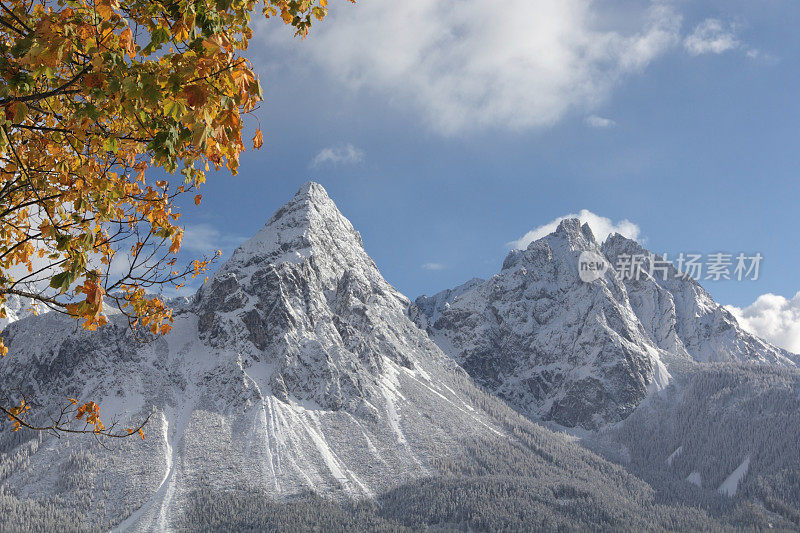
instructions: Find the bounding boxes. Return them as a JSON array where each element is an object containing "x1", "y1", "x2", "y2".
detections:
[
  {"x1": 683, "y1": 19, "x2": 739, "y2": 56},
  {"x1": 509, "y1": 209, "x2": 641, "y2": 249},
  {"x1": 310, "y1": 144, "x2": 365, "y2": 168},
  {"x1": 725, "y1": 292, "x2": 800, "y2": 355},
  {"x1": 265, "y1": 1, "x2": 681, "y2": 134},
  {"x1": 421, "y1": 262, "x2": 447, "y2": 271},
  {"x1": 585, "y1": 115, "x2": 616, "y2": 128},
  {"x1": 743, "y1": 48, "x2": 778, "y2": 65}
]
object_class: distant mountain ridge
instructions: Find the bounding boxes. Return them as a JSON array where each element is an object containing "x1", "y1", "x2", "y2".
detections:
[{"x1": 412, "y1": 219, "x2": 796, "y2": 431}]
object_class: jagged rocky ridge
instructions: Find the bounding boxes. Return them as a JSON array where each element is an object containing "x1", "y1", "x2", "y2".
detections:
[
  {"x1": 0, "y1": 184, "x2": 746, "y2": 531},
  {"x1": 601, "y1": 234, "x2": 796, "y2": 366},
  {"x1": 412, "y1": 219, "x2": 797, "y2": 431}
]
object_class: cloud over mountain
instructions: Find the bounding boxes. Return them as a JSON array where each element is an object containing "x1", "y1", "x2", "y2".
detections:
[
  {"x1": 266, "y1": 0, "x2": 681, "y2": 134},
  {"x1": 310, "y1": 144, "x2": 365, "y2": 167},
  {"x1": 509, "y1": 209, "x2": 641, "y2": 250}
]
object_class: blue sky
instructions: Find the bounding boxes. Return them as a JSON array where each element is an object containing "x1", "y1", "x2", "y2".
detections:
[{"x1": 174, "y1": 0, "x2": 800, "y2": 349}]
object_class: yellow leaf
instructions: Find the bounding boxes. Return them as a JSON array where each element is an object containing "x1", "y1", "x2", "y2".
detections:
[{"x1": 95, "y1": 0, "x2": 118, "y2": 21}]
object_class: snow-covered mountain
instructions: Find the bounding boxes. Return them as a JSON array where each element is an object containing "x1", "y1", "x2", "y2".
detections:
[
  {"x1": 0, "y1": 184, "x2": 728, "y2": 530},
  {"x1": 412, "y1": 220, "x2": 796, "y2": 431},
  {"x1": 412, "y1": 219, "x2": 670, "y2": 430}
]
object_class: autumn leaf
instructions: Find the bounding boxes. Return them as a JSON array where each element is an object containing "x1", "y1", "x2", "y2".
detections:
[
  {"x1": 169, "y1": 230, "x2": 183, "y2": 254},
  {"x1": 253, "y1": 129, "x2": 263, "y2": 150},
  {"x1": 94, "y1": 0, "x2": 119, "y2": 20},
  {"x1": 10, "y1": 102, "x2": 28, "y2": 122},
  {"x1": 119, "y1": 27, "x2": 135, "y2": 58},
  {"x1": 83, "y1": 73, "x2": 105, "y2": 89},
  {"x1": 183, "y1": 85, "x2": 208, "y2": 108}
]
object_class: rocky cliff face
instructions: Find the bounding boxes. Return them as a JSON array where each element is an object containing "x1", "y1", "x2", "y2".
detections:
[
  {"x1": 412, "y1": 220, "x2": 669, "y2": 430},
  {"x1": 192, "y1": 182, "x2": 424, "y2": 412},
  {"x1": 601, "y1": 233, "x2": 796, "y2": 366}
]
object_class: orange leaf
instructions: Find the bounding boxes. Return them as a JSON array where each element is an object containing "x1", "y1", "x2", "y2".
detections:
[
  {"x1": 169, "y1": 230, "x2": 183, "y2": 254},
  {"x1": 194, "y1": 194, "x2": 202, "y2": 205},
  {"x1": 119, "y1": 27, "x2": 135, "y2": 57},
  {"x1": 252, "y1": 129, "x2": 263, "y2": 150},
  {"x1": 95, "y1": 0, "x2": 119, "y2": 20}
]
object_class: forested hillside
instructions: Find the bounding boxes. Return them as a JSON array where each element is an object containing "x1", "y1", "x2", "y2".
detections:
[{"x1": 591, "y1": 361, "x2": 800, "y2": 527}]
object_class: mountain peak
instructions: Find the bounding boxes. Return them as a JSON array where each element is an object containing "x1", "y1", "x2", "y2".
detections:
[
  {"x1": 552, "y1": 218, "x2": 597, "y2": 247},
  {"x1": 417, "y1": 218, "x2": 660, "y2": 430},
  {"x1": 503, "y1": 217, "x2": 599, "y2": 271},
  {"x1": 294, "y1": 180, "x2": 332, "y2": 204},
  {"x1": 273, "y1": 180, "x2": 340, "y2": 226},
  {"x1": 212, "y1": 181, "x2": 367, "y2": 283}
]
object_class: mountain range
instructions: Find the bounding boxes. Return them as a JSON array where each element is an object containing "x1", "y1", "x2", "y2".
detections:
[{"x1": 0, "y1": 183, "x2": 797, "y2": 531}]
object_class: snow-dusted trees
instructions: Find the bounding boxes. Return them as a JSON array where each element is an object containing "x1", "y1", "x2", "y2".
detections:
[{"x1": 597, "y1": 362, "x2": 800, "y2": 527}]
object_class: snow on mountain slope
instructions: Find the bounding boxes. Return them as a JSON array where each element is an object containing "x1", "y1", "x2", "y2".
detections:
[
  {"x1": 0, "y1": 294, "x2": 44, "y2": 329},
  {"x1": 0, "y1": 184, "x2": 686, "y2": 531},
  {"x1": 601, "y1": 233, "x2": 797, "y2": 366},
  {"x1": 412, "y1": 219, "x2": 667, "y2": 430},
  {"x1": 718, "y1": 456, "x2": 750, "y2": 497}
]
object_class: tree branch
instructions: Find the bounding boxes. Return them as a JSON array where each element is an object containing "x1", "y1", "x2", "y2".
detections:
[{"x1": 0, "y1": 66, "x2": 91, "y2": 106}]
